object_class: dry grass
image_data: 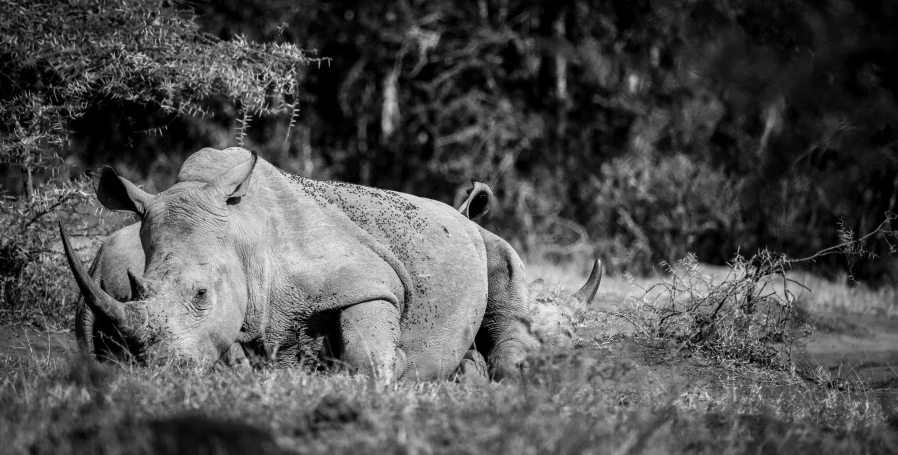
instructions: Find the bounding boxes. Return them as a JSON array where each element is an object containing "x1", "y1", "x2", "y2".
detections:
[
  {"x1": 6, "y1": 343, "x2": 898, "y2": 455},
  {"x1": 787, "y1": 271, "x2": 898, "y2": 318},
  {"x1": 2, "y1": 342, "x2": 897, "y2": 455},
  {"x1": 2, "y1": 259, "x2": 898, "y2": 454}
]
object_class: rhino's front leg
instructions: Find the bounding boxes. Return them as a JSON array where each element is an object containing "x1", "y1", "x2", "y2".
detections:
[{"x1": 339, "y1": 300, "x2": 406, "y2": 381}]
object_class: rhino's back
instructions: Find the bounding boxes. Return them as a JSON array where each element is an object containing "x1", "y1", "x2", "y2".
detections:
[{"x1": 281, "y1": 172, "x2": 490, "y2": 379}]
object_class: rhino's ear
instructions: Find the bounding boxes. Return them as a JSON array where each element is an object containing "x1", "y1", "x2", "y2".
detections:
[
  {"x1": 458, "y1": 180, "x2": 493, "y2": 222},
  {"x1": 96, "y1": 166, "x2": 153, "y2": 215},
  {"x1": 213, "y1": 151, "x2": 258, "y2": 202}
]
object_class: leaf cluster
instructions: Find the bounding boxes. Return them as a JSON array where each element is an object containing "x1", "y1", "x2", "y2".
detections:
[{"x1": 0, "y1": 0, "x2": 313, "y2": 171}]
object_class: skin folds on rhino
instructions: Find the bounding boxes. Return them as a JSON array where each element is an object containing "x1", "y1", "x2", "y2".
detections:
[{"x1": 67, "y1": 148, "x2": 602, "y2": 382}]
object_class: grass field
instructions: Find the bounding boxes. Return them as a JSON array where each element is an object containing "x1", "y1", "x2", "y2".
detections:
[{"x1": 2, "y1": 259, "x2": 898, "y2": 454}]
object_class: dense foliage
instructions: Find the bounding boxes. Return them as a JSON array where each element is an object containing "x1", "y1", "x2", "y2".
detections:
[
  {"x1": 195, "y1": 0, "x2": 898, "y2": 279},
  {"x1": 0, "y1": 0, "x2": 311, "y2": 183},
  {"x1": 2, "y1": 0, "x2": 898, "y2": 300}
]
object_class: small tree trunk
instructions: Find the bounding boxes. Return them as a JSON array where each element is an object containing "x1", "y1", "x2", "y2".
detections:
[
  {"x1": 22, "y1": 164, "x2": 34, "y2": 201},
  {"x1": 554, "y1": 8, "x2": 569, "y2": 161},
  {"x1": 299, "y1": 125, "x2": 313, "y2": 177},
  {"x1": 358, "y1": 115, "x2": 370, "y2": 186}
]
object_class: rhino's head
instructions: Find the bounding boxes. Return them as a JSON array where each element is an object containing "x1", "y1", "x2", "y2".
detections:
[{"x1": 63, "y1": 150, "x2": 260, "y2": 365}]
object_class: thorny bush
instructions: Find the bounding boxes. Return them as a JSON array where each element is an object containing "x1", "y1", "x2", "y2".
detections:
[
  {"x1": 0, "y1": 178, "x2": 123, "y2": 327},
  {"x1": 613, "y1": 213, "x2": 898, "y2": 371},
  {"x1": 616, "y1": 252, "x2": 813, "y2": 370}
]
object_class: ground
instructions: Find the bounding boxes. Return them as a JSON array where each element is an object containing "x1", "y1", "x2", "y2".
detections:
[{"x1": 2, "y1": 260, "x2": 898, "y2": 454}]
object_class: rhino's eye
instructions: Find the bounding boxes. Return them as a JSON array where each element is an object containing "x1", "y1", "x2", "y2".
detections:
[{"x1": 196, "y1": 288, "x2": 207, "y2": 298}]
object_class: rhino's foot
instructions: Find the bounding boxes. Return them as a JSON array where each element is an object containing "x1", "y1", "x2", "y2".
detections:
[
  {"x1": 450, "y1": 350, "x2": 488, "y2": 386},
  {"x1": 213, "y1": 343, "x2": 252, "y2": 371},
  {"x1": 339, "y1": 300, "x2": 405, "y2": 382},
  {"x1": 392, "y1": 347, "x2": 408, "y2": 381},
  {"x1": 488, "y1": 340, "x2": 532, "y2": 383}
]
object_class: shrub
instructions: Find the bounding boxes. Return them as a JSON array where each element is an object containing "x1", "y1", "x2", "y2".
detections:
[
  {"x1": 588, "y1": 153, "x2": 744, "y2": 275},
  {"x1": 614, "y1": 252, "x2": 812, "y2": 371},
  {"x1": 0, "y1": 178, "x2": 128, "y2": 327},
  {"x1": 611, "y1": 214, "x2": 898, "y2": 371},
  {"x1": 1, "y1": 0, "x2": 314, "y2": 181}
]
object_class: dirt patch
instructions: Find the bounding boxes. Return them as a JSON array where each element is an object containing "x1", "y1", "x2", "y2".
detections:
[
  {"x1": 796, "y1": 312, "x2": 898, "y2": 388},
  {"x1": 0, "y1": 325, "x2": 77, "y2": 363},
  {"x1": 808, "y1": 311, "x2": 872, "y2": 336}
]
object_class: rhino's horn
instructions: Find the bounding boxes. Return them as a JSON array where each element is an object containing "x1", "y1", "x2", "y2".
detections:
[
  {"x1": 571, "y1": 259, "x2": 603, "y2": 306},
  {"x1": 127, "y1": 269, "x2": 151, "y2": 300},
  {"x1": 59, "y1": 222, "x2": 129, "y2": 325}
]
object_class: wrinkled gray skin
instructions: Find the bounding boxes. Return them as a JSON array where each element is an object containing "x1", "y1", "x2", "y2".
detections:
[
  {"x1": 68, "y1": 148, "x2": 601, "y2": 381},
  {"x1": 77, "y1": 179, "x2": 502, "y2": 371}
]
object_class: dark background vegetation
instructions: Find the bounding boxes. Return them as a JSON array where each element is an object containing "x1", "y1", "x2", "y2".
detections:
[
  {"x1": 188, "y1": 0, "x2": 898, "y2": 279},
  {"x1": 3, "y1": 0, "x2": 898, "y2": 320}
]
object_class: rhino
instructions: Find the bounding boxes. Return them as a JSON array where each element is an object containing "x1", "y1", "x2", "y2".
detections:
[
  {"x1": 76, "y1": 179, "x2": 504, "y2": 370},
  {"x1": 64, "y1": 147, "x2": 602, "y2": 381}
]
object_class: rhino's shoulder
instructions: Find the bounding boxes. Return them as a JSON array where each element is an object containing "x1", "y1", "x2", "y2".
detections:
[
  {"x1": 91, "y1": 222, "x2": 143, "y2": 300},
  {"x1": 97, "y1": 223, "x2": 142, "y2": 268}
]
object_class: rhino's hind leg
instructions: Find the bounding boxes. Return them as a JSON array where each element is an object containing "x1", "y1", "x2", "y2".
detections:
[
  {"x1": 477, "y1": 229, "x2": 538, "y2": 382},
  {"x1": 479, "y1": 316, "x2": 534, "y2": 382},
  {"x1": 338, "y1": 300, "x2": 406, "y2": 381}
]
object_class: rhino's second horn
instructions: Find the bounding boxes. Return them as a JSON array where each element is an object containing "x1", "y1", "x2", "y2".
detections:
[{"x1": 572, "y1": 259, "x2": 603, "y2": 305}]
